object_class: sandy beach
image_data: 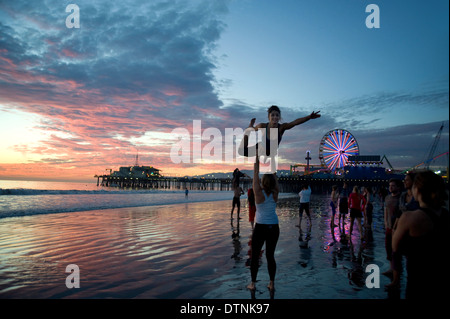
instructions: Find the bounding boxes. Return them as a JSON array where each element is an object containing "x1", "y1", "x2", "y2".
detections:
[{"x1": 0, "y1": 194, "x2": 403, "y2": 299}]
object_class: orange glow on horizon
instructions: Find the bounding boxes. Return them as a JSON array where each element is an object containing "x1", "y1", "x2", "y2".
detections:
[{"x1": 0, "y1": 159, "x2": 292, "y2": 182}]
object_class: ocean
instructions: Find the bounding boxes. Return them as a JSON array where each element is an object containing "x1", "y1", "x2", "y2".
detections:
[{"x1": 0, "y1": 180, "x2": 236, "y2": 218}]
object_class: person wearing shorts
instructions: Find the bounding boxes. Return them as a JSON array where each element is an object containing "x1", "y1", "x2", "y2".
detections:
[
  {"x1": 348, "y1": 186, "x2": 366, "y2": 239},
  {"x1": 298, "y1": 184, "x2": 311, "y2": 229},
  {"x1": 248, "y1": 188, "x2": 256, "y2": 229},
  {"x1": 231, "y1": 186, "x2": 244, "y2": 219}
]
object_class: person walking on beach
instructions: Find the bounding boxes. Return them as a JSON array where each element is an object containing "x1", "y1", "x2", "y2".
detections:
[
  {"x1": 298, "y1": 184, "x2": 312, "y2": 230},
  {"x1": 248, "y1": 188, "x2": 256, "y2": 229},
  {"x1": 231, "y1": 185, "x2": 244, "y2": 220},
  {"x1": 348, "y1": 186, "x2": 366, "y2": 239},
  {"x1": 362, "y1": 186, "x2": 373, "y2": 228},
  {"x1": 247, "y1": 156, "x2": 280, "y2": 293},
  {"x1": 391, "y1": 171, "x2": 449, "y2": 299},
  {"x1": 330, "y1": 185, "x2": 339, "y2": 228},
  {"x1": 239, "y1": 105, "x2": 321, "y2": 158},
  {"x1": 382, "y1": 178, "x2": 402, "y2": 277},
  {"x1": 339, "y1": 182, "x2": 349, "y2": 234}
]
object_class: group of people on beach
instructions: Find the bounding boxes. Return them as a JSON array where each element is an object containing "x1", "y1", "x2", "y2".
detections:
[
  {"x1": 231, "y1": 105, "x2": 448, "y2": 299},
  {"x1": 328, "y1": 182, "x2": 374, "y2": 239},
  {"x1": 382, "y1": 172, "x2": 449, "y2": 299},
  {"x1": 329, "y1": 173, "x2": 448, "y2": 299}
]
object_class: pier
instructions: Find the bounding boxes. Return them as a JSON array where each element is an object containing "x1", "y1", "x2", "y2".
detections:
[
  {"x1": 95, "y1": 174, "x2": 401, "y2": 194},
  {"x1": 96, "y1": 174, "x2": 239, "y2": 191}
]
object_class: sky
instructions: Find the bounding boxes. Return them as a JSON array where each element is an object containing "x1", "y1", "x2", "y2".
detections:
[{"x1": 0, "y1": 0, "x2": 448, "y2": 182}]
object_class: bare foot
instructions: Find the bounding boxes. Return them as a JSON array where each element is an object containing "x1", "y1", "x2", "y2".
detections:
[
  {"x1": 267, "y1": 281, "x2": 275, "y2": 292},
  {"x1": 247, "y1": 282, "x2": 256, "y2": 291}
]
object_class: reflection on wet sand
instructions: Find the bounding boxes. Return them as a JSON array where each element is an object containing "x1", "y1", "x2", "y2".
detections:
[
  {"x1": 0, "y1": 194, "x2": 403, "y2": 299},
  {"x1": 211, "y1": 194, "x2": 403, "y2": 299}
]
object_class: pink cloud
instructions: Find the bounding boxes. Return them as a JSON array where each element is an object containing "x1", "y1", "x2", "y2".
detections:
[
  {"x1": 61, "y1": 49, "x2": 80, "y2": 58},
  {"x1": 0, "y1": 0, "x2": 245, "y2": 180}
]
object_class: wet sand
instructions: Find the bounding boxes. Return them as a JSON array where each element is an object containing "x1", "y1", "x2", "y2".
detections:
[{"x1": 0, "y1": 195, "x2": 405, "y2": 299}]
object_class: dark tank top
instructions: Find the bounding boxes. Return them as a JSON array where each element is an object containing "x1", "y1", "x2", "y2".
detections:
[
  {"x1": 401, "y1": 207, "x2": 449, "y2": 299},
  {"x1": 264, "y1": 123, "x2": 282, "y2": 156}
]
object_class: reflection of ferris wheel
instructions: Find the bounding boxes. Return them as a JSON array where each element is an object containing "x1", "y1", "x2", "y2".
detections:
[{"x1": 319, "y1": 129, "x2": 359, "y2": 171}]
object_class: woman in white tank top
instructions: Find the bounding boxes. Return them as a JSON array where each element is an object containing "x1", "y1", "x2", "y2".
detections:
[{"x1": 247, "y1": 156, "x2": 280, "y2": 293}]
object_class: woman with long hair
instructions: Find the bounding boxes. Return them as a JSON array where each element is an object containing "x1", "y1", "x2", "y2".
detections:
[{"x1": 391, "y1": 170, "x2": 449, "y2": 299}]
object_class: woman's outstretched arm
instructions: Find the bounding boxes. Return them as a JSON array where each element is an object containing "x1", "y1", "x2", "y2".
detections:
[{"x1": 281, "y1": 110, "x2": 321, "y2": 131}]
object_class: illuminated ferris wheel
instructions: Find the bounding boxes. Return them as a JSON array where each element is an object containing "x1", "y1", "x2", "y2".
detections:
[{"x1": 319, "y1": 129, "x2": 359, "y2": 171}]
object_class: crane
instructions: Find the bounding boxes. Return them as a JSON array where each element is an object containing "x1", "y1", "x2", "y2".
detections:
[
  {"x1": 402, "y1": 123, "x2": 447, "y2": 174},
  {"x1": 381, "y1": 154, "x2": 394, "y2": 170},
  {"x1": 425, "y1": 123, "x2": 444, "y2": 170}
]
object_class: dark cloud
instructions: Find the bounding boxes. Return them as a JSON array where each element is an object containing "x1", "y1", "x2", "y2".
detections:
[
  {"x1": 322, "y1": 89, "x2": 449, "y2": 129},
  {"x1": 0, "y1": 0, "x2": 229, "y2": 132}
]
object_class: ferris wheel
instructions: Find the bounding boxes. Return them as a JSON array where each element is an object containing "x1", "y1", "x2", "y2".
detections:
[{"x1": 319, "y1": 129, "x2": 359, "y2": 171}]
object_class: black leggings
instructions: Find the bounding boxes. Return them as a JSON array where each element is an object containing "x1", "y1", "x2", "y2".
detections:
[{"x1": 250, "y1": 223, "x2": 280, "y2": 282}]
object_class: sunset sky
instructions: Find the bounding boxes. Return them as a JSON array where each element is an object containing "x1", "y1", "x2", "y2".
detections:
[{"x1": 0, "y1": 0, "x2": 448, "y2": 182}]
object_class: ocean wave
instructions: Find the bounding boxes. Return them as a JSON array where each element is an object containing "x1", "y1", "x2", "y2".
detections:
[
  {"x1": 0, "y1": 188, "x2": 182, "y2": 196},
  {"x1": 0, "y1": 190, "x2": 236, "y2": 219},
  {"x1": 0, "y1": 187, "x2": 296, "y2": 219}
]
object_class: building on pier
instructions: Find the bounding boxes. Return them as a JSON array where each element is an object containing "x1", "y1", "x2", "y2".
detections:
[
  {"x1": 111, "y1": 165, "x2": 161, "y2": 178},
  {"x1": 342, "y1": 155, "x2": 404, "y2": 180}
]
